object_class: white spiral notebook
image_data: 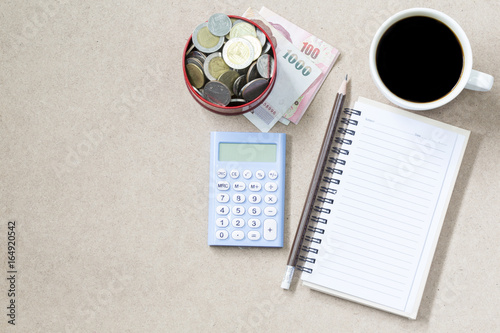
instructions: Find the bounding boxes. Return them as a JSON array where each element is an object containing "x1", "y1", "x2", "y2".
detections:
[{"x1": 299, "y1": 97, "x2": 469, "y2": 319}]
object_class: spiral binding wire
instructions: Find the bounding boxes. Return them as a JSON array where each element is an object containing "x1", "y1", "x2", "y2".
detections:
[
  {"x1": 317, "y1": 196, "x2": 333, "y2": 204},
  {"x1": 307, "y1": 225, "x2": 325, "y2": 234},
  {"x1": 328, "y1": 157, "x2": 346, "y2": 166},
  {"x1": 325, "y1": 167, "x2": 343, "y2": 175},
  {"x1": 310, "y1": 216, "x2": 327, "y2": 224},
  {"x1": 322, "y1": 176, "x2": 340, "y2": 185},
  {"x1": 344, "y1": 108, "x2": 362, "y2": 116},
  {"x1": 299, "y1": 255, "x2": 315, "y2": 263},
  {"x1": 332, "y1": 147, "x2": 349, "y2": 156},
  {"x1": 305, "y1": 235, "x2": 322, "y2": 244},
  {"x1": 319, "y1": 186, "x2": 337, "y2": 195},
  {"x1": 296, "y1": 108, "x2": 361, "y2": 274}
]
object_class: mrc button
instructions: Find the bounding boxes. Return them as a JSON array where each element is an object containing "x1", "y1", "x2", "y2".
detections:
[{"x1": 217, "y1": 181, "x2": 230, "y2": 190}]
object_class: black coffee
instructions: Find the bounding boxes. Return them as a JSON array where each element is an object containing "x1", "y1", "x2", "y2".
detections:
[{"x1": 376, "y1": 16, "x2": 463, "y2": 103}]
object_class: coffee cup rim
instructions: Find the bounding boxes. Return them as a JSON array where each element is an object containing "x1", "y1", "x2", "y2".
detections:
[{"x1": 369, "y1": 8, "x2": 473, "y2": 111}]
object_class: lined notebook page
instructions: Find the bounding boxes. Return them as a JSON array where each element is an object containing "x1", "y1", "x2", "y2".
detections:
[{"x1": 301, "y1": 98, "x2": 469, "y2": 317}]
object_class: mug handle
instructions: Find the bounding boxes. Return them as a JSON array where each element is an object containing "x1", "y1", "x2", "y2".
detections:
[{"x1": 465, "y1": 69, "x2": 494, "y2": 91}]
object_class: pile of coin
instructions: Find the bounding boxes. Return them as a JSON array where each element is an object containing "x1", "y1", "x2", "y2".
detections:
[{"x1": 184, "y1": 13, "x2": 275, "y2": 108}]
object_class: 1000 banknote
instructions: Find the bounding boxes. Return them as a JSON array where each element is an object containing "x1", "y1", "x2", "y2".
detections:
[
  {"x1": 259, "y1": 6, "x2": 340, "y2": 125},
  {"x1": 242, "y1": 7, "x2": 321, "y2": 132}
]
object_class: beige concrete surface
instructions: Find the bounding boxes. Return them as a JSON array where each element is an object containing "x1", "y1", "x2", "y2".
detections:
[{"x1": 1, "y1": 1, "x2": 499, "y2": 332}]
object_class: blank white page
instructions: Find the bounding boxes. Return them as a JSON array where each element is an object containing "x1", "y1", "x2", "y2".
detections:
[{"x1": 301, "y1": 98, "x2": 469, "y2": 317}]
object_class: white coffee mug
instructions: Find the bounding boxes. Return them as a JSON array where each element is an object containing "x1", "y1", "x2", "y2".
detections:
[{"x1": 369, "y1": 8, "x2": 494, "y2": 111}]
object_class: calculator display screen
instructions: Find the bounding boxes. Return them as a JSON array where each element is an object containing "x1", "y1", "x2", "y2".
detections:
[{"x1": 219, "y1": 143, "x2": 277, "y2": 162}]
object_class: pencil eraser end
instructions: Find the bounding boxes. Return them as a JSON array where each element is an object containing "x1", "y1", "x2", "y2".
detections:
[
  {"x1": 281, "y1": 265, "x2": 295, "y2": 290},
  {"x1": 281, "y1": 281, "x2": 290, "y2": 289}
]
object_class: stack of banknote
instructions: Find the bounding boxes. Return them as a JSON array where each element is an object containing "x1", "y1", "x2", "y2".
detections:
[{"x1": 242, "y1": 7, "x2": 340, "y2": 132}]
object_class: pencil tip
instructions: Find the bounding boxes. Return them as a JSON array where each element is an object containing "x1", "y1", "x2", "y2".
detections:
[
  {"x1": 339, "y1": 75, "x2": 348, "y2": 95},
  {"x1": 345, "y1": 74, "x2": 349, "y2": 81}
]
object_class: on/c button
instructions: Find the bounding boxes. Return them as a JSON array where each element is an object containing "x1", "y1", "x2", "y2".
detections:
[{"x1": 263, "y1": 219, "x2": 277, "y2": 241}]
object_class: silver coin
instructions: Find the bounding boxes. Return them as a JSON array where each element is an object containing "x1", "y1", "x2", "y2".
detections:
[
  {"x1": 257, "y1": 54, "x2": 274, "y2": 79},
  {"x1": 228, "y1": 98, "x2": 247, "y2": 106},
  {"x1": 208, "y1": 13, "x2": 232, "y2": 37},
  {"x1": 192, "y1": 22, "x2": 224, "y2": 53},
  {"x1": 262, "y1": 41, "x2": 271, "y2": 54},
  {"x1": 233, "y1": 75, "x2": 246, "y2": 97},
  {"x1": 222, "y1": 37, "x2": 254, "y2": 70},
  {"x1": 242, "y1": 35, "x2": 262, "y2": 61},
  {"x1": 186, "y1": 57, "x2": 204, "y2": 71},
  {"x1": 240, "y1": 78, "x2": 269, "y2": 102},
  {"x1": 246, "y1": 62, "x2": 260, "y2": 83},
  {"x1": 193, "y1": 87, "x2": 204, "y2": 98},
  {"x1": 204, "y1": 81, "x2": 231, "y2": 106},
  {"x1": 190, "y1": 50, "x2": 206, "y2": 64},
  {"x1": 256, "y1": 29, "x2": 266, "y2": 46}
]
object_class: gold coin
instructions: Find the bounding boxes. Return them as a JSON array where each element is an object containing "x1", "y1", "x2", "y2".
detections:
[
  {"x1": 229, "y1": 22, "x2": 257, "y2": 39},
  {"x1": 185, "y1": 43, "x2": 195, "y2": 55},
  {"x1": 218, "y1": 70, "x2": 240, "y2": 95},
  {"x1": 208, "y1": 57, "x2": 229, "y2": 80},
  {"x1": 185, "y1": 63, "x2": 205, "y2": 89},
  {"x1": 197, "y1": 26, "x2": 219, "y2": 48},
  {"x1": 192, "y1": 22, "x2": 224, "y2": 53},
  {"x1": 225, "y1": 18, "x2": 239, "y2": 39},
  {"x1": 204, "y1": 52, "x2": 230, "y2": 81}
]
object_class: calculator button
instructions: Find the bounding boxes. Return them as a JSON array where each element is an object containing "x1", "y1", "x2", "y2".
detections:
[
  {"x1": 265, "y1": 182, "x2": 278, "y2": 192},
  {"x1": 268, "y1": 170, "x2": 278, "y2": 180},
  {"x1": 216, "y1": 205, "x2": 229, "y2": 215},
  {"x1": 243, "y1": 170, "x2": 252, "y2": 179},
  {"x1": 248, "y1": 231, "x2": 261, "y2": 241},
  {"x1": 249, "y1": 182, "x2": 262, "y2": 191},
  {"x1": 264, "y1": 207, "x2": 277, "y2": 217},
  {"x1": 249, "y1": 206, "x2": 261, "y2": 216},
  {"x1": 232, "y1": 230, "x2": 245, "y2": 240},
  {"x1": 233, "y1": 181, "x2": 246, "y2": 191},
  {"x1": 217, "y1": 181, "x2": 230, "y2": 191},
  {"x1": 217, "y1": 193, "x2": 230, "y2": 203},
  {"x1": 256, "y1": 170, "x2": 265, "y2": 179},
  {"x1": 264, "y1": 194, "x2": 277, "y2": 204},
  {"x1": 216, "y1": 230, "x2": 229, "y2": 240},
  {"x1": 231, "y1": 218, "x2": 245, "y2": 228},
  {"x1": 216, "y1": 218, "x2": 229, "y2": 227},
  {"x1": 248, "y1": 218, "x2": 261, "y2": 228},
  {"x1": 217, "y1": 169, "x2": 227, "y2": 178},
  {"x1": 248, "y1": 194, "x2": 261, "y2": 204},
  {"x1": 264, "y1": 219, "x2": 277, "y2": 241},
  {"x1": 232, "y1": 205, "x2": 245, "y2": 215},
  {"x1": 232, "y1": 193, "x2": 246, "y2": 203},
  {"x1": 230, "y1": 169, "x2": 239, "y2": 178}
]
